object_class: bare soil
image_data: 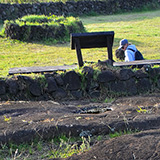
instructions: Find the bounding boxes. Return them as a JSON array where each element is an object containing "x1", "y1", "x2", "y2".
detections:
[{"x1": 1, "y1": 94, "x2": 160, "y2": 159}]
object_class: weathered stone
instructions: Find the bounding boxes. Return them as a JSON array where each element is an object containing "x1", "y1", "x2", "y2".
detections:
[
  {"x1": 116, "y1": 69, "x2": 134, "y2": 80},
  {"x1": 70, "y1": 90, "x2": 83, "y2": 99},
  {"x1": 17, "y1": 75, "x2": 34, "y2": 84},
  {"x1": 52, "y1": 88, "x2": 67, "y2": 99},
  {"x1": 135, "y1": 70, "x2": 148, "y2": 79},
  {"x1": 109, "y1": 80, "x2": 127, "y2": 93},
  {"x1": 98, "y1": 70, "x2": 116, "y2": 83},
  {"x1": 98, "y1": 59, "x2": 113, "y2": 66},
  {"x1": 29, "y1": 81, "x2": 41, "y2": 97},
  {"x1": 54, "y1": 74, "x2": 64, "y2": 86},
  {"x1": 125, "y1": 78, "x2": 137, "y2": 95},
  {"x1": 63, "y1": 71, "x2": 81, "y2": 90},
  {"x1": 109, "y1": 78, "x2": 137, "y2": 95},
  {"x1": 46, "y1": 77, "x2": 58, "y2": 93},
  {"x1": 148, "y1": 67, "x2": 160, "y2": 78},
  {"x1": 0, "y1": 80, "x2": 6, "y2": 95},
  {"x1": 136, "y1": 78, "x2": 151, "y2": 93},
  {"x1": 6, "y1": 79, "x2": 19, "y2": 95}
]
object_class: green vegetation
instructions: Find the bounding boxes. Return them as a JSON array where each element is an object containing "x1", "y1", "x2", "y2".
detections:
[
  {"x1": 104, "y1": 97, "x2": 115, "y2": 103},
  {"x1": 3, "y1": 15, "x2": 85, "y2": 42},
  {"x1": 0, "y1": 135, "x2": 90, "y2": 159},
  {"x1": 136, "y1": 106, "x2": 148, "y2": 113},
  {"x1": 109, "y1": 129, "x2": 138, "y2": 138},
  {"x1": 0, "y1": 8, "x2": 159, "y2": 159},
  {"x1": 0, "y1": 130, "x2": 138, "y2": 159},
  {"x1": 0, "y1": 10, "x2": 160, "y2": 77}
]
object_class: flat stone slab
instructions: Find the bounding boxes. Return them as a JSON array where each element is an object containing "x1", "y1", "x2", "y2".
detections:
[
  {"x1": 113, "y1": 59, "x2": 160, "y2": 67},
  {"x1": 9, "y1": 65, "x2": 77, "y2": 75}
]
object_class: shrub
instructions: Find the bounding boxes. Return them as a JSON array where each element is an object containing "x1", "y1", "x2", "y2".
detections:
[{"x1": 3, "y1": 15, "x2": 86, "y2": 43}]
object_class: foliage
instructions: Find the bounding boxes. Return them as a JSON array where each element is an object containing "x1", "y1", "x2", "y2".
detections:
[
  {"x1": 136, "y1": 106, "x2": 147, "y2": 113},
  {"x1": 0, "y1": 135, "x2": 90, "y2": 159},
  {"x1": 109, "y1": 129, "x2": 139, "y2": 138},
  {"x1": 3, "y1": 14, "x2": 86, "y2": 42},
  {"x1": 104, "y1": 97, "x2": 115, "y2": 103}
]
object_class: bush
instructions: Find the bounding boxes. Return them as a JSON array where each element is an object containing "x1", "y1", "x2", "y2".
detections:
[{"x1": 3, "y1": 15, "x2": 86, "y2": 43}]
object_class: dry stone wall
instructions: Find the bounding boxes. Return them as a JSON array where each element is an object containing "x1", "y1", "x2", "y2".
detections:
[
  {"x1": 0, "y1": 66, "x2": 160, "y2": 101},
  {"x1": 0, "y1": 0, "x2": 159, "y2": 21}
]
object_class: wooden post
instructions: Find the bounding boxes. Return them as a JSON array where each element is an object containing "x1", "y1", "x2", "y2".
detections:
[
  {"x1": 107, "y1": 36, "x2": 113, "y2": 61},
  {"x1": 74, "y1": 38, "x2": 84, "y2": 67}
]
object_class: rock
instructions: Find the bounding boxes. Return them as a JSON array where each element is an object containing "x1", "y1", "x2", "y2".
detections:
[
  {"x1": 63, "y1": 71, "x2": 81, "y2": 91},
  {"x1": 46, "y1": 77, "x2": 58, "y2": 93},
  {"x1": 109, "y1": 78, "x2": 137, "y2": 95},
  {"x1": 52, "y1": 88, "x2": 67, "y2": 99},
  {"x1": 98, "y1": 70, "x2": 116, "y2": 83},
  {"x1": 0, "y1": 80, "x2": 6, "y2": 95},
  {"x1": 70, "y1": 90, "x2": 83, "y2": 99},
  {"x1": 134, "y1": 69, "x2": 148, "y2": 79},
  {"x1": 29, "y1": 81, "x2": 41, "y2": 97},
  {"x1": 137, "y1": 78, "x2": 151, "y2": 93},
  {"x1": 54, "y1": 74, "x2": 64, "y2": 86},
  {"x1": 6, "y1": 79, "x2": 19, "y2": 95},
  {"x1": 98, "y1": 59, "x2": 113, "y2": 66},
  {"x1": 116, "y1": 68, "x2": 134, "y2": 80}
]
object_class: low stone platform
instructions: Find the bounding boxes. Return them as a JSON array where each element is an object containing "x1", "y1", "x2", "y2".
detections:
[{"x1": 8, "y1": 65, "x2": 77, "y2": 75}]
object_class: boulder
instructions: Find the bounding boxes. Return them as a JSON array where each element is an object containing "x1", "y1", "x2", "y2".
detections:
[
  {"x1": 116, "y1": 68, "x2": 134, "y2": 80},
  {"x1": 0, "y1": 80, "x2": 6, "y2": 95},
  {"x1": 98, "y1": 70, "x2": 116, "y2": 83},
  {"x1": 63, "y1": 71, "x2": 81, "y2": 91},
  {"x1": 29, "y1": 81, "x2": 42, "y2": 97},
  {"x1": 46, "y1": 77, "x2": 58, "y2": 93}
]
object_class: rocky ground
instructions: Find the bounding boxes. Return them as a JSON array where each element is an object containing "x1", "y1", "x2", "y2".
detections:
[{"x1": 1, "y1": 94, "x2": 160, "y2": 159}]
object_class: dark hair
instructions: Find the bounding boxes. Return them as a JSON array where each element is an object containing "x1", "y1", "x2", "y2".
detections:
[{"x1": 115, "y1": 49, "x2": 125, "y2": 60}]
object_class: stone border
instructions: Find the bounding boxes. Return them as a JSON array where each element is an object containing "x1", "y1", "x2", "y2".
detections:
[
  {"x1": 0, "y1": 66, "x2": 160, "y2": 101},
  {"x1": 0, "y1": 0, "x2": 159, "y2": 21}
]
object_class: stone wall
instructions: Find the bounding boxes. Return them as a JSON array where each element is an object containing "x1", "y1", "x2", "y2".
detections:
[
  {"x1": 0, "y1": 66, "x2": 160, "y2": 101},
  {"x1": 0, "y1": 0, "x2": 159, "y2": 21}
]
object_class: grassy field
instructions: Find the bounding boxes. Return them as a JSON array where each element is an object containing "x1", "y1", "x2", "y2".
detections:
[{"x1": 0, "y1": 10, "x2": 160, "y2": 77}]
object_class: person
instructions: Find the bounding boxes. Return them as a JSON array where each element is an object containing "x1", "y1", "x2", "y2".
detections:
[{"x1": 118, "y1": 39, "x2": 144, "y2": 62}]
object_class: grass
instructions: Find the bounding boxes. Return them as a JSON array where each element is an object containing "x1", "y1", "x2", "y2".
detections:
[
  {"x1": 0, "y1": 10, "x2": 160, "y2": 77},
  {"x1": 109, "y1": 129, "x2": 138, "y2": 138},
  {"x1": 0, "y1": 130, "x2": 138, "y2": 159},
  {"x1": 81, "y1": 10, "x2": 160, "y2": 60},
  {"x1": 0, "y1": 135, "x2": 90, "y2": 159}
]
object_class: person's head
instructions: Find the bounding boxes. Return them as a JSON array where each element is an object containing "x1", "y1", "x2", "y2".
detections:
[{"x1": 119, "y1": 39, "x2": 128, "y2": 51}]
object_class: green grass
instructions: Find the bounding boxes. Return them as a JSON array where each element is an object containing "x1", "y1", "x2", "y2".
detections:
[
  {"x1": 81, "y1": 10, "x2": 160, "y2": 60},
  {"x1": 0, "y1": 135, "x2": 90, "y2": 159},
  {"x1": 0, "y1": 10, "x2": 160, "y2": 77},
  {"x1": 109, "y1": 129, "x2": 139, "y2": 138},
  {"x1": 0, "y1": 130, "x2": 139, "y2": 159}
]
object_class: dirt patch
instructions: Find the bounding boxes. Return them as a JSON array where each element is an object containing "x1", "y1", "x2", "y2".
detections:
[
  {"x1": 65, "y1": 128, "x2": 160, "y2": 160},
  {"x1": 0, "y1": 94, "x2": 160, "y2": 159}
]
